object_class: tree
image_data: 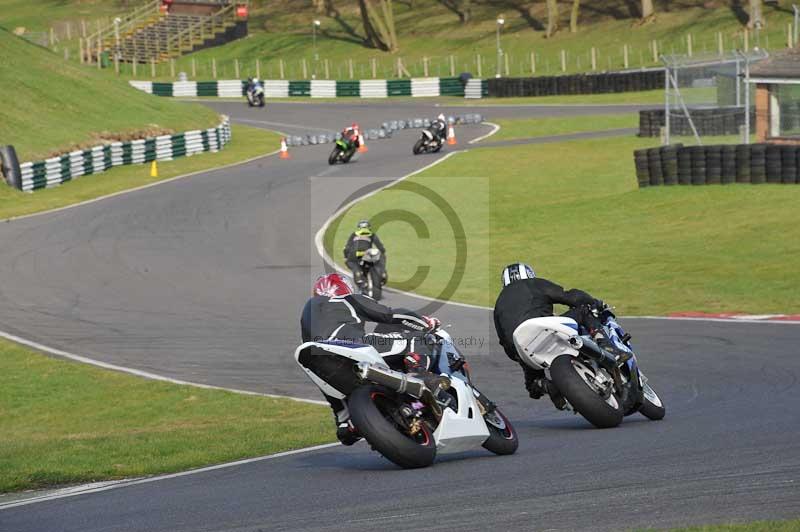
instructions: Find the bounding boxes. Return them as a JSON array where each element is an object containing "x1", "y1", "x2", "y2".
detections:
[
  {"x1": 461, "y1": 0, "x2": 472, "y2": 24},
  {"x1": 641, "y1": 0, "x2": 655, "y2": 21},
  {"x1": 546, "y1": 0, "x2": 559, "y2": 38},
  {"x1": 748, "y1": 0, "x2": 764, "y2": 29},
  {"x1": 570, "y1": 0, "x2": 580, "y2": 33},
  {"x1": 357, "y1": 0, "x2": 398, "y2": 51}
]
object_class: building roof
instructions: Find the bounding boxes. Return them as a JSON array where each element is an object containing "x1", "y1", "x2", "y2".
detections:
[{"x1": 749, "y1": 48, "x2": 800, "y2": 79}]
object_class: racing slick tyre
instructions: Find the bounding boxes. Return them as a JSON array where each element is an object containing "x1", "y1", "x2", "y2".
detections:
[
  {"x1": 481, "y1": 407, "x2": 518, "y2": 455},
  {"x1": 367, "y1": 268, "x2": 382, "y2": 301},
  {"x1": 348, "y1": 384, "x2": 437, "y2": 469},
  {"x1": 413, "y1": 138, "x2": 425, "y2": 155},
  {"x1": 549, "y1": 355, "x2": 624, "y2": 429},
  {"x1": 328, "y1": 147, "x2": 341, "y2": 165},
  {"x1": 638, "y1": 381, "x2": 666, "y2": 420}
]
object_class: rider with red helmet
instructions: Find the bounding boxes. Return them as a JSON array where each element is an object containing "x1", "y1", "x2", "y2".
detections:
[{"x1": 300, "y1": 272, "x2": 438, "y2": 444}]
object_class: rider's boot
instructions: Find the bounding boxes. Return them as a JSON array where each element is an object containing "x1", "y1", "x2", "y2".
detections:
[
  {"x1": 336, "y1": 420, "x2": 362, "y2": 446},
  {"x1": 523, "y1": 365, "x2": 546, "y2": 399}
]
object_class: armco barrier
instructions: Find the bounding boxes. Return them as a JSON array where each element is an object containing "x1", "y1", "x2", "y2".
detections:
[
  {"x1": 12, "y1": 117, "x2": 231, "y2": 192},
  {"x1": 633, "y1": 143, "x2": 800, "y2": 187},
  {"x1": 129, "y1": 77, "x2": 467, "y2": 98}
]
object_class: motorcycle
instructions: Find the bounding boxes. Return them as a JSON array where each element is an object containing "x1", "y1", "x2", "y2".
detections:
[
  {"x1": 246, "y1": 82, "x2": 265, "y2": 107},
  {"x1": 412, "y1": 127, "x2": 444, "y2": 155},
  {"x1": 294, "y1": 327, "x2": 518, "y2": 469},
  {"x1": 357, "y1": 247, "x2": 385, "y2": 300},
  {"x1": 512, "y1": 307, "x2": 665, "y2": 429},
  {"x1": 329, "y1": 137, "x2": 357, "y2": 165}
]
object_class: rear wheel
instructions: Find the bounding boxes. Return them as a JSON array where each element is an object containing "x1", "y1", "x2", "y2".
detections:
[
  {"x1": 549, "y1": 355, "x2": 623, "y2": 429},
  {"x1": 638, "y1": 381, "x2": 666, "y2": 420},
  {"x1": 328, "y1": 147, "x2": 341, "y2": 165},
  {"x1": 413, "y1": 138, "x2": 425, "y2": 155},
  {"x1": 348, "y1": 385, "x2": 436, "y2": 469},
  {"x1": 481, "y1": 407, "x2": 518, "y2": 455}
]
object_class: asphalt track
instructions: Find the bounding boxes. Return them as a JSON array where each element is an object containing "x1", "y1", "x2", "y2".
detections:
[{"x1": 1, "y1": 100, "x2": 798, "y2": 531}]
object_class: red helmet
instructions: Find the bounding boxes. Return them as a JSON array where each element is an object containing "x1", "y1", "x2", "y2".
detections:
[
  {"x1": 351, "y1": 123, "x2": 359, "y2": 131},
  {"x1": 313, "y1": 273, "x2": 354, "y2": 297}
]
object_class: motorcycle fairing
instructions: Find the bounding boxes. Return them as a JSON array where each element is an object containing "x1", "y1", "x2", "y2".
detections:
[
  {"x1": 432, "y1": 376, "x2": 490, "y2": 454},
  {"x1": 512, "y1": 316, "x2": 581, "y2": 369}
]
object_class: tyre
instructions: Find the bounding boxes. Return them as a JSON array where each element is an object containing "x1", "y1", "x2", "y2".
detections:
[
  {"x1": 481, "y1": 407, "x2": 518, "y2": 455},
  {"x1": 328, "y1": 147, "x2": 341, "y2": 165},
  {"x1": 549, "y1": 355, "x2": 623, "y2": 429},
  {"x1": 348, "y1": 385, "x2": 437, "y2": 469},
  {"x1": 638, "y1": 381, "x2": 666, "y2": 420},
  {"x1": 368, "y1": 268, "x2": 382, "y2": 301},
  {"x1": 413, "y1": 138, "x2": 425, "y2": 155}
]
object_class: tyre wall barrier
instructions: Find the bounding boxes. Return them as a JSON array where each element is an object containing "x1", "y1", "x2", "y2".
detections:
[
  {"x1": 484, "y1": 69, "x2": 664, "y2": 98},
  {"x1": 633, "y1": 143, "x2": 800, "y2": 187},
  {"x1": 283, "y1": 113, "x2": 484, "y2": 148},
  {"x1": 10, "y1": 117, "x2": 231, "y2": 192},
  {"x1": 130, "y1": 77, "x2": 467, "y2": 98},
  {"x1": 639, "y1": 108, "x2": 755, "y2": 138}
]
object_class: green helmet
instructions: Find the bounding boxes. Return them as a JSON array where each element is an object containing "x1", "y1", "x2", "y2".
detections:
[{"x1": 355, "y1": 219, "x2": 372, "y2": 236}]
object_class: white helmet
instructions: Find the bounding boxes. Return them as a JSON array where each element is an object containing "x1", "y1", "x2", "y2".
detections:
[
  {"x1": 437, "y1": 113, "x2": 446, "y2": 122},
  {"x1": 501, "y1": 263, "x2": 535, "y2": 287}
]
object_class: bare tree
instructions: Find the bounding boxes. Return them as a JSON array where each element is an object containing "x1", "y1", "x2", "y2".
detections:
[
  {"x1": 748, "y1": 0, "x2": 764, "y2": 29},
  {"x1": 461, "y1": 0, "x2": 472, "y2": 23},
  {"x1": 641, "y1": 0, "x2": 655, "y2": 21},
  {"x1": 357, "y1": 0, "x2": 398, "y2": 51},
  {"x1": 570, "y1": 0, "x2": 580, "y2": 32},
  {"x1": 546, "y1": 0, "x2": 560, "y2": 37}
]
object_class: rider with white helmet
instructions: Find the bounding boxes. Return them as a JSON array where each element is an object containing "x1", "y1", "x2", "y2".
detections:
[{"x1": 493, "y1": 263, "x2": 627, "y2": 402}]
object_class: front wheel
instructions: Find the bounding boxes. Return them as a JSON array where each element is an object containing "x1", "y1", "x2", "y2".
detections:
[
  {"x1": 638, "y1": 381, "x2": 666, "y2": 420},
  {"x1": 368, "y1": 268, "x2": 382, "y2": 300},
  {"x1": 482, "y1": 407, "x2": 518, "y2": 455},
  {"x1": 549, "y1": 355, "x2": 623, "y2": 429},
  {"x1": 348, "y1": 385, "x2": 437, "y2": 469},
  {"x1": 328, "y1": 146, "x2": 341, "y2": 165},
  {"x1": 413, "y1": 138, "x2": 425, "y2": 155}
]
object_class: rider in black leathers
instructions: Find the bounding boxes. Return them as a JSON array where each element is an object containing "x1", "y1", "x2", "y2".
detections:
[
  {"x1": 343, "y1": 219, "x2": 387, "y2": 290},
  {"x1": 300, "y1": 273, "x2": 434, "y2": 444},
  {"x1": 493, "y1": 263, "x2": 628, "y2": 402}
]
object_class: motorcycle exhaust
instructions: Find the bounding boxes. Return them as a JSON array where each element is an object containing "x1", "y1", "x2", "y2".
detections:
[
  {"x1": 356, "y1": 362, "x2": 427, "y2": 398},
  {"x1": 577, "y1": 337, "x2": 619, "y2": 371}
]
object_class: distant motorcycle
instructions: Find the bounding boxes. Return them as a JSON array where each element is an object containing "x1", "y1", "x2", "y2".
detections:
[
  {"x1": 513, "y1": 306, "x2": 665, "y2": 428},
  {"x1": 413, "y1": 127, "x2": 444, "y2": 155},
  {"x1": 246, "y1": 81, "x2": 265, "y2": 107},
  {"x1": 329, "y1": 137, "x2": 357, "y2": 165},
  {"x1": 357, "y1": 247, "x2": 385, "y2": 300}
]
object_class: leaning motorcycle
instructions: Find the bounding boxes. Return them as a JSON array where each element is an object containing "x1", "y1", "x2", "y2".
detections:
[
  {"x1": 357, "y1": 247, "x2": 384, "y2": 300},
  {"x1": 246, "y1": 82, "x2": 265, "y2": 107},
  {"x1": 329, "y1": 137, "x2": 357, "y2": 165},
  {"x1": 513, "y1": 307, "x2": 665, "y2": 428},
  {"x1": 295, "y1": 327, "x2": 518, "y2": 469},
  {"x1": 412, "y1": 127, "x2": 443, "y2": 155}
]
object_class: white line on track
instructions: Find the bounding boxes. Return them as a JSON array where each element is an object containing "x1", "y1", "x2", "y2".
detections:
[
  {"x1": 0, "y1": 330, "x2": 327, "y2": 404},
  {"x1": 468, "y1": 122, "x2": 500, "y2": 144},
  {"x1": 0, "y1": 443, "x2": 340, "y2": 511}
]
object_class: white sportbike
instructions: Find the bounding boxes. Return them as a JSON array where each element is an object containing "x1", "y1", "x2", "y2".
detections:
[
  {"x1": 513, "y1": 307, "x2": 665, "y2": 428},
  {"x1": 295, "y1": 328, "x2": 518, "y2": 468}
]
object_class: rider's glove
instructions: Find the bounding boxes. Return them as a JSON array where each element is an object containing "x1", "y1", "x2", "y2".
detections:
[{"x1": 423, "y1": 316, "x2": 441, "y2": 332}]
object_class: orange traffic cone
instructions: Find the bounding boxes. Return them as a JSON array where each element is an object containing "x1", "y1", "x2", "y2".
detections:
[
  {"x1": 356, "y1": 129, "x2": 368, "y2": 153},
  {"x1": 279, "y1": 137, "x2": 291, "y2": 159},
  {"x1": 447, "y1": 124, "x2": 457, "y2": 145}
]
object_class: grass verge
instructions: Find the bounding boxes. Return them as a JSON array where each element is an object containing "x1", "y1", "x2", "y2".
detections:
[
  {"x1": 325, "y1": 134, "x2": 800, "y2": 316},
  {"x1": 490, "y1": 113, "x2": 638, "y2": 142},
  {"x1": 0, "y1": 124, "x2": 280, "y2": 220},
  {"x1": 0, "y1": 28, "x2": 219, "y2": 162},
  {"x1": 0, "y1": 339, "x2": 331, "y2": 493}
]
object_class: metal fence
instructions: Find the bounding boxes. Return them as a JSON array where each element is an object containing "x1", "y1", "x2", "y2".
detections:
[{"x1": 661, "y1": 50, "x2": 768, "y2": 146}]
